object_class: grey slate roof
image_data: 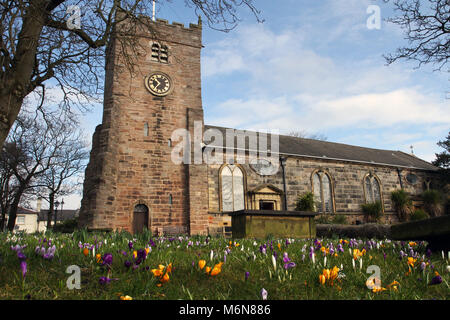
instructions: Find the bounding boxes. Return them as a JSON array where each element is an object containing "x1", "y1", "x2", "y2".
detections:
[{"x1": 204, "y1": 125, "x2": 438, "y2": 171}]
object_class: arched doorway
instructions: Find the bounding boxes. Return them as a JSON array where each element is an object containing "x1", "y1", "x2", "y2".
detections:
[{"x1": 133, "y1": 204, "x2": 149, "y2": 234}]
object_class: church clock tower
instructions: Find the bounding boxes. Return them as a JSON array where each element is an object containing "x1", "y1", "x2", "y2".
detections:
[{"x1": 79, "y1": 16, "x2": 209, "y2": 235}]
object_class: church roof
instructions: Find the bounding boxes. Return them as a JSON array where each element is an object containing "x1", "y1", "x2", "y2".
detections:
[{"x1": 204, "y1": 125, "x2": 438, "y2": 171}]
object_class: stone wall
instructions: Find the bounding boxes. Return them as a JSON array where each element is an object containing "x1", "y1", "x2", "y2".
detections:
[{"x1": 207, "y1": 153, "x2": 441, "y2": 231}]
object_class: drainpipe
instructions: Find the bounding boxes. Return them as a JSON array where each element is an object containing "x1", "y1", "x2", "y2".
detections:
[
  {"x1": 280, "y1": 156, "x2": 288, "y2": 211},
  {"x1": 396, "y1": 168, "x2": 403, "y2": 189}
]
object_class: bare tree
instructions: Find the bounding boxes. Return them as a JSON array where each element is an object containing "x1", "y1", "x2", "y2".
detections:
[
  {"x1": 34, "y1": 118, "x2": 89, "y2": 229},
  {"x1": 287, "y1": 130, "x2": 328, "y2": 141},
  {"x1": 1, "y1": 107, "x2": 88, "y2": 231},
  {"x1": 2, "y1": 114, "x2": 56, "y2": 231},
  {"x1": 0, "y1": 0, "x2": 262, "y2": 148},
  {"x1": 384, "y1": 0, "x2": 449, "y2": 71}
]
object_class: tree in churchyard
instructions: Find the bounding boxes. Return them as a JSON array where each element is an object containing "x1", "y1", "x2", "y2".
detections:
[
  {"x1": 287, "y1": 130, "x2": 328, "y2": 141},
  {"x1": 0, "y1": 0, "x2": 262, "y2": 148},
  {"x1": 384, "y1": 0, "x2": 449, "y2": 71},
  {"x1": 2, "y1": 113, "x2": 55, "y2": 231},
  {"x1": 432, "y1": 131, "x2": 450, "y2": 181},
  {"x1": 33, "y1": 119, "x2": 89, "y2": 229},
  {"x1": 2, "y1": 108, "x2": 88, "y2": 231}
]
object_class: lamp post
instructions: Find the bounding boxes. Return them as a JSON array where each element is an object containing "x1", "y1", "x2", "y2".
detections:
[{"x1": 54, "y1": 200, "x2": 60, "y2": 227}]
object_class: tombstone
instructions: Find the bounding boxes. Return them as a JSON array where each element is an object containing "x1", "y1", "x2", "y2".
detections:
[{"x1": 133, "y1": 204, "x2": 149, "y2": 234}]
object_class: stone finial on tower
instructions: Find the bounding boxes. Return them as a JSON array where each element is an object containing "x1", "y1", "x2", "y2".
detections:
[{"x1": 198, "y1": 15, "x2": 202, "y2": 27}]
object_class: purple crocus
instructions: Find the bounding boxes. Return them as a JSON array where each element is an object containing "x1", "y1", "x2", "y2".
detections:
[
  {"x1": 20, "y1": 260, "x2": 27, "y2": 279},
  {"x1": 429, "y1": 275, "x2": 443, "y2": 285},
  {"x1": 128, "y1": 241, "x2": 133, "y2": 250},
  {"x1": 101, "y1": 253, "x2": 113, "y2": 267},
  {"x1": 282, "y1": 252, "x2": 290, "y2": 263},
  {"x1": 245, "y1": 271, "x2": 250, "y2": 281},
  {"x1": 124, "y1": 260, "x2": 132, "y2": 268},
  {"x1": 284, "y1": 262, "x2": 296, "y2": 270},
  {"x1": 99, "y1": 276, "x2": 111, "y2": 285}
]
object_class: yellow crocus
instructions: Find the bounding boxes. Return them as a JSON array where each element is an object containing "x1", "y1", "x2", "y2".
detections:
[
  {"x1": 160, "y1": 273, "x2": 170, "y2": 283},
  {"x1": 210, "y1": 262, "x2": 223, "y2": 276},
  {"x1": 205, "y1": 266, "x2": 211, "y2": 274},
  {"x1": 120, "y1": 295, "x2": 133, "y2": 300},
  {"x1": 198, "y1": 260, "x2": 206, "y2": 270},
  {"x1": 407, "y1": 257, "x2": 417, "y2": 267},
  {"x1": 82, "y1": 248, "x2": 89, "y2": 257},
  {"x1": 319, "y1": 274, "x2": 326, "y2": 285},
  {"x1": 151, "y1": 269, "x2": 163, "y2": 277}
]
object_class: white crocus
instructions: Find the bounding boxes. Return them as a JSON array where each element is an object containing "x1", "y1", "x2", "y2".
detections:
[
  {"x1": 312, "y1": 253, "x2": 315, "y2": 265},
  {"x1": 272, "y1": 254, "x2": 277, "y2": 271},
  {"x1": 210, "y1": 250, "x2": 214, "y2": 261},
  {"x1": 352, "y1": 258, "x2": 356, "y2": 270}
]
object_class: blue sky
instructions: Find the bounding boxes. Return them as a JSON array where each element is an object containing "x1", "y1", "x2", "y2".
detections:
[{"x1": 50, "y1": 0, "x2": 450, "y2": 209}]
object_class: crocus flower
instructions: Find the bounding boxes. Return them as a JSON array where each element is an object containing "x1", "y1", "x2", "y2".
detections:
[
  {"x1": 260, "y1": 288, "x2": 268, "y2": 300},
  {"x1": 124, "y1": 261, "x2": 132, "y2": 268},
  {"x1": 245, "y1": 271, "x2": 250, "y2": 281},
  {"x1": 120, "y1": 295, "x2": 132, "y2": 300},
  {"x1": 210, "y1": 262, "x2": 223, "y2": 276},
  {"x1": 101, "y1": 253, "x2": 113, "y2": 267},
  {"x1": 284, "y1": 262, "x2": 296, "y2": 270},
  {"x1": 128, "y1": 241, "x2": 133, "y2": 250},
  {"x1": 20, "y1": 260, "x2": 27, "y2": 279},
  {"x1": 82, "y1": 248, "x2": 89, "y2": 257},
  {"x1": 198, "y1": 260, "x2": 206, "y2": 270},
  {"x1": 429, "y1": 273, "x2": 442, "y2": 285},
  {"x1": 99, "y1": 276, "x2": 111, "y2": 285}
]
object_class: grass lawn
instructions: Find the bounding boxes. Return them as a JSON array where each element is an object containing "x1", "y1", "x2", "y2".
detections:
[{"x1": 1, "y1": 229, "x2": 449, "y2": 300}]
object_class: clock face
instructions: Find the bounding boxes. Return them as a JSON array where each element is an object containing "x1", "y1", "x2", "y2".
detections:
[{"x1": 145, "y1": 72, "x2": 172, "y2": 96}]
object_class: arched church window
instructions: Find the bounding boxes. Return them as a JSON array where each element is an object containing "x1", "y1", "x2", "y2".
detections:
[
  {"x1": 220, "y1": 165, "x2": 245, "y2": 212},
  {"x1": 151, "y1": 43, "x2": 169, "y2": 63},
  {"x1": 311, "y1": 170, "x2": 334, "y2": 213},
  {"x1": 364, "y1": 173, "x2": 382, "y2": 204}
]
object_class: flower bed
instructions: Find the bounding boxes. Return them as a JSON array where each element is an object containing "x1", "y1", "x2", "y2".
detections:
[{"x1": 0, "y1": 230, "x2": 448, "y2": 300}]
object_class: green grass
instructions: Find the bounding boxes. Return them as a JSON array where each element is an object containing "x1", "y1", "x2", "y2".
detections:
[{"x1": 0, "y1": 230, "x2": 449, "y2": 300}]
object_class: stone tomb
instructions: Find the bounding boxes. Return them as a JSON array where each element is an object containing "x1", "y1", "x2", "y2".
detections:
[{"x1": 230, "y1": 210, "x2": 317, "y2": 239}]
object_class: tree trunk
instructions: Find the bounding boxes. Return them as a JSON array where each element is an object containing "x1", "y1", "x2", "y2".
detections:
[
  {"x1": 0, "y1": 2, "x2": 47, "y2": 147},
  {"x1": 47, "y1": 192, "x2": 54, "y2": 229},
  {"x1": 6, "y1": 186, "x2": 26, "y2": 231}
]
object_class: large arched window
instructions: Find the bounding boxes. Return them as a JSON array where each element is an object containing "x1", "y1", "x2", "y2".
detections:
[
  {"x1": 311, "y1": 170, "x2": 334, "y2": 213},
  {"x1": 220, "y1": 165, "x2": 245, "y2": 212},
  {"x1": 364, "y1": 173, "x2": 382, "y2": 204}
]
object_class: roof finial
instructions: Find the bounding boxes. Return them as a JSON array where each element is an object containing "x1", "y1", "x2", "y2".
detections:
[
  {"x1": 410, "y1": 145, "x2": 414, "y2": 155},
  {"x1": 198, "y1": 15, "x2": 202, "y2": 26},
  {"x1": 152, "y1": 0, "x2": 156, "y2": 22}
]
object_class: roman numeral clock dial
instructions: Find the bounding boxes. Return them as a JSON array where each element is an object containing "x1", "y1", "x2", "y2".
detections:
[{"x1": 144, "y1": 72, "x2": 172, "y2": 96}]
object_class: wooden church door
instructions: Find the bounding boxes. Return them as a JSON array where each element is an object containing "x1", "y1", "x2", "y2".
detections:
[{"x1": 133, "y1": 204, "x2": 149, "y2": 234}]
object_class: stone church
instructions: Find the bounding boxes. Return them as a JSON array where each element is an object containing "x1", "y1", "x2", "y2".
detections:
[{"x1": 78, "y1": 16, "x2": 441, "y2": 235}]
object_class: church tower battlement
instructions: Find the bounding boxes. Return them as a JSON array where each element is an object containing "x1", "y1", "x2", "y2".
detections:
[{"x1": 79, "y1": 16, "x2": 209, "y2": 235}]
